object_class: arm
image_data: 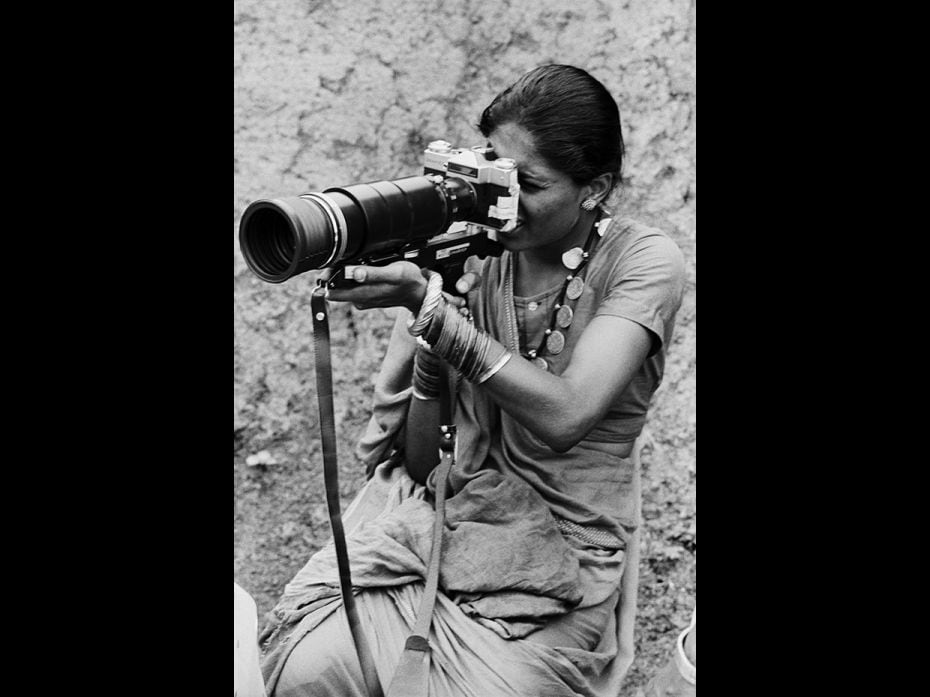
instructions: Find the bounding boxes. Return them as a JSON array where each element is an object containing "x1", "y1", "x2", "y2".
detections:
[
  {"x1": 353, "y1": 308, "x2": 418, "y2": 474},
  {"x1": 327, "y1": 255, "x2": 674, "y2": 454},
  {"x1": 327, "y1": 263, "x2": 650, "y2": 453},
  {"x1": 404, "y1": 386, "x2": 442, "y2": 484},
  {"x1": 326, "y1": 264, "x2": 472, "y2": 483},
  {"x1": 403, "y1": 272, "x2": 479, "y2": 484},
  {"x1": 483, "y1": 234, "x2": 684, "y2": 451},
  {"x1": 480, "y1": 314, "x2": 652, "y2": 452}
]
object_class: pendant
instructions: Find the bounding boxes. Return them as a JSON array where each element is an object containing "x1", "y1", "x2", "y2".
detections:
[
  {"x1": 546, "y1": 330, "x2": 565, "y2": 355},
  {"x1": 565, "y1": 276, "x2": 585, "y2": 300},
  {"x1": 532, "y1": 356, "x2": 549, "y2": 371},
  {"x1": 556, "y1": 304, "x2": 574, "y2": 328},
  {"x1": 561, "y1": 247, "x2": 584, "y2": 270}
]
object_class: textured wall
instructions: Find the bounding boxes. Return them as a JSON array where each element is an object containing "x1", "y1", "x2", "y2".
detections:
[{"x1": 235, "y1": 0, "x2": 694, "y2": 691}]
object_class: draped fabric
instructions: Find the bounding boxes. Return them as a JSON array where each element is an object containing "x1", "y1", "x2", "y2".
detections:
[{"x1": 259, "y1": 217, "x2": 684, "y2": 696}]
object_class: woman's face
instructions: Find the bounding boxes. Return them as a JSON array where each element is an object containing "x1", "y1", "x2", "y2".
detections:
[{"x1": 486, "y1": 122, "x2": 589, "y2": 254}]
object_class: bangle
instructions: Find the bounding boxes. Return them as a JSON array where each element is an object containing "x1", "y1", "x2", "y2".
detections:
[
  {"x1": 474, "y1": 350, "x2": 511, "y2": 384},
  {"x1": 412, "y1": 345, "x2": 442, "y2": 400},
  {"x1": 422, "y1": 299, "x2": 511, "y2": 384},
  {"x1": 673, "y1": 625, "x2": 696, "y2": 685},
  {"x1": 407, "y1": 270, "x2": 444, "y2": 337}
]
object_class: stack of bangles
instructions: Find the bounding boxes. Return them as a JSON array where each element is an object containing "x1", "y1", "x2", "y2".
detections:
[{"x1": 408, "y1": 270, "x2": 511, "y2": 400}]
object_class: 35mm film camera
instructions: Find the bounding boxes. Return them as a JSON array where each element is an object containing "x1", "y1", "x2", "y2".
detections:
[{"x1": 238, "y1": 141, "x2": 521, "y2": 291}]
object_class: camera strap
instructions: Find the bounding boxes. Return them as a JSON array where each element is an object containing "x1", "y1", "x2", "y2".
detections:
[
  {"x1": 386, "y1": 361, "x2": 457, "y2": 697},
  {"x1": 311, "y1": 286, "x2": 385, "y2": 697}
]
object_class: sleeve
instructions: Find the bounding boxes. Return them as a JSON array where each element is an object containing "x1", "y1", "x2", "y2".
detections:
[
  {"x1": 594, "y1": 232, "x2": 686, "y2": 356},
  {"x1": 354, "y1": 308, "x2": 417, "y2": 474}
]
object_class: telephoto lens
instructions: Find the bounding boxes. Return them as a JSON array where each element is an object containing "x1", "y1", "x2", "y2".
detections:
[{"x1": 238, "y1": 175, "x2": 476, "y2": 283}]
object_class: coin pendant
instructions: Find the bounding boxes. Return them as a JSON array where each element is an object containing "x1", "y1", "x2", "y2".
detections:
[
  {"x1": 565, "y1": 276, "x2": 585, "y2": 300},
  {"x1": 532, "y1": 356, "x2": 549, "y2": 371},
  {"x1": 556, "y1": 304, "x2": 574, "y2": 328},
  {"x1": 561, "y1": 247, "x2": 584, "y2": 270},
  {"x1": 546, "y1": 330, "x2": 565, "y2": 354}
]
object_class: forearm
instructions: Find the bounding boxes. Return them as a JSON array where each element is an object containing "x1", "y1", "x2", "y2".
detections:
[
  {"x1": 420, "y1": 306, "x2": 650, "y2": 452},
  {"x1": 403, "y1": 343, "x2": 444, "y2": 484},
  {"x1": 404, "y1": 394, "x2": 441, "y2": 484},
  {"x1": 481, "y1": 360, "x2": 592, "y2": 452}
]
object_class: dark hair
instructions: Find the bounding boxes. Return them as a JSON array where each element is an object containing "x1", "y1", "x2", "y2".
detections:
[{"x1": 478, "y1": 64, "x2": 624, "y2": 192}]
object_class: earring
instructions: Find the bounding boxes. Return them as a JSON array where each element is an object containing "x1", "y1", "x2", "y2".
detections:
[{"x1": 581, "y1": 198, "x2": 597, "y2": 211}]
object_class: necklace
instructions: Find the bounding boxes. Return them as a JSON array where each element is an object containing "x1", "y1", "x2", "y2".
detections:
[{"x1": 504, "y1": 214, "x2": 611, "y2": 372}]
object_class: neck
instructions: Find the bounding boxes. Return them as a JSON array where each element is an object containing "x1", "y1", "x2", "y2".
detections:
[
  {"x1": 520, "y1": 209, "x2": 598, "y2": 272},
  {"x1": 513, "y1": 210, "x2": 599, "y2": 297}
]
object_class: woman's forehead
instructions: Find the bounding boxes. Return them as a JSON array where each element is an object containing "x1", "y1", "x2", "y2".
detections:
[{"x1": 487, "y1": 122, "x2": 554, "y2": 178}]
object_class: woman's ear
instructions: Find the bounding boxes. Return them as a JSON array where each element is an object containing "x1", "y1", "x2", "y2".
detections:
[{"x1": 585, "y1": 173, "x2": 614, "y2": 206}]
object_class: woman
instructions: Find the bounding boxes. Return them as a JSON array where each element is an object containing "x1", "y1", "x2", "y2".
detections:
[{"x1": 258, "y1": 64, "x2": 687, "y2": 696}]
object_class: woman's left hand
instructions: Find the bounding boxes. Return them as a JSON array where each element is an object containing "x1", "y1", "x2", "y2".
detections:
[{"x1": 323, "y1": 262, "x2": 427, "y2": 313}]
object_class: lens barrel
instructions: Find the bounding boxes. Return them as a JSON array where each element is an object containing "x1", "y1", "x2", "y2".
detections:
[{"x1": 238, "y1": 175, "x2": 476, "y2": 283}]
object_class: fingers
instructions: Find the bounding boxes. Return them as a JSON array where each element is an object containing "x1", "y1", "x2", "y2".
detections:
[
  {"x1": 323, "y1": 262, "x2": 425, "y2": 311},
  {"x1": 440, "y1": 292, "x2": 473, "y2": 320},
  {"x1": 442, "y1": 291, "x2": 465, "y2": 308},
  {"x1": 325, "y1": 265, "x2": 391, "y2": 304},
  {"x1": 455, "y1": 271, "x2": 480, "y2": 295},
  {"x1": 347, "y1": 265, "x2": 367, "y2": 283},
  {"x1": 341, "y1": 264, "x2": 415, "y2": 284}
]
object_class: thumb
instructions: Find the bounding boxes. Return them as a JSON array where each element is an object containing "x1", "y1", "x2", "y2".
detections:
[{"x1": 455, "y1": 271, "x2": 480, "y2": 295}]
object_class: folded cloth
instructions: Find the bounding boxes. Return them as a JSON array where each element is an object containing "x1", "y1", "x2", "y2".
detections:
[
  {"x1": 259, "y1": 459, "x2": 638, "y2": 697},
  {"x1": 269, "y1": 467, "x2": 582, "y2": 636}
]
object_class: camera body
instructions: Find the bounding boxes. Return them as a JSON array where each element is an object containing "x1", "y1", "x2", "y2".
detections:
[
  {"x1": 420, "y1": 140, "x2": 520, "y2": 232},
  {"x1": 237, "y1": 140, "x2": 520, "y2": 290}
]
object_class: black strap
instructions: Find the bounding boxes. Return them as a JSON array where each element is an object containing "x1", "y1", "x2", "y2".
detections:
[
  {"x1": 311, "y1": 286, "x2": 384, "y2": 697},
  {"x1": 384, "y1": 439, "x2": 453, "y2": 697},
  {"x1": 385, "y1": 362, "x2": 457, "y2": 697}
]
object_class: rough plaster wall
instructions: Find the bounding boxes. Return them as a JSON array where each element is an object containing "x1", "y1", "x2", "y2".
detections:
[{"x1": 234, "y1": 0, "x2": 694, "y2": 690}]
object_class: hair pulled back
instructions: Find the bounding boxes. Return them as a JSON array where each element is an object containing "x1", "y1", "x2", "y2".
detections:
[{"x1": 478, "y1": 64, "x2": 624, "y2": 192}]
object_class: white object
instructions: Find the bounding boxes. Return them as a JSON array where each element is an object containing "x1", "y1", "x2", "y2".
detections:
[{"x1": 235, "y1": 582, "x2": 267, "y2": 697}]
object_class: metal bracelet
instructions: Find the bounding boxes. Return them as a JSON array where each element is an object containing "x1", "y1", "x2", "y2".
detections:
[
  {"x1": 407, "y1": 270, "x2": 444, "y2": 337},
  {"x1": 474, "y1": 349, "x2": 512, "y2": 384}
]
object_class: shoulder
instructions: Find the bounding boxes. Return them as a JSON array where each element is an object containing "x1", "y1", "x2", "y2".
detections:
[
  {"x1": 595, "y1": 216, "x2": 685, "y2": 281},
  {"x1": 588, "y1": 217, "x2": 686, "y2": 350},
  {"x1": 600, "y1": 216, "x2": 684, "y2": 259}
]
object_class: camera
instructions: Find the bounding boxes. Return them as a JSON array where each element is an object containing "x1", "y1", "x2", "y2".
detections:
[{"x1": 238, "y1": 140, "x2": 519, "y2": 289}]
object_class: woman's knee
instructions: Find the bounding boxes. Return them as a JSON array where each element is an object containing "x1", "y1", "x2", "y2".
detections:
[{"x1": 274, "y1": 610, "x2": 367, "y2": 697}]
